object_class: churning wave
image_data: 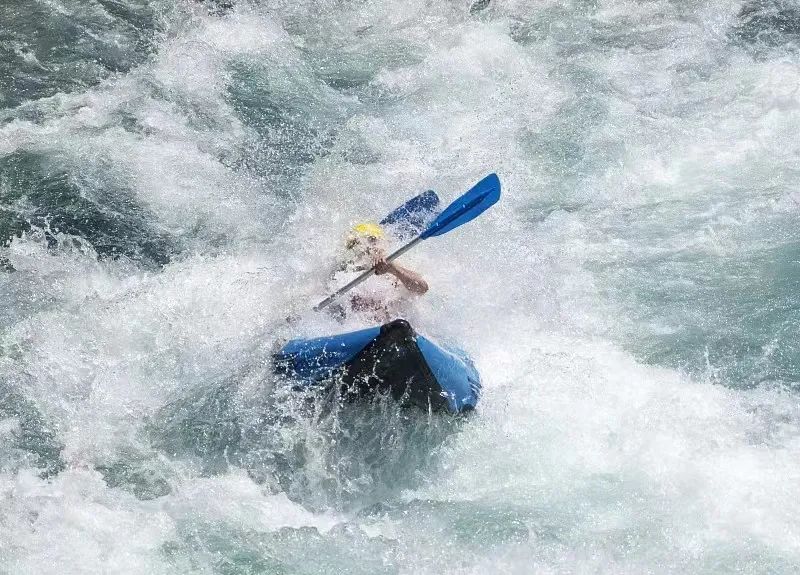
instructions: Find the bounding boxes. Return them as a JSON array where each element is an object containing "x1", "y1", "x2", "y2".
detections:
[{"x1": 2, "y1": 1, "x2": 800, "y2": 573}]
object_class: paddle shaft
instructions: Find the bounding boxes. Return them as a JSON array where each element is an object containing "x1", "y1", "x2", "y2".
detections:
[{"x1": 313, "y1": 236, "x2": 424, "y2": 311}]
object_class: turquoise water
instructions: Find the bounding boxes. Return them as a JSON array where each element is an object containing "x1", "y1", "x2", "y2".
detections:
[{"x1": 2, "y1": 1, "x2": 800, "y2": 573}]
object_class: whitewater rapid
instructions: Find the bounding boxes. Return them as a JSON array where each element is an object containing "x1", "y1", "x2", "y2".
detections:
[{"x1": 1, "y1": 0, "x2": 800, "y2": 573}]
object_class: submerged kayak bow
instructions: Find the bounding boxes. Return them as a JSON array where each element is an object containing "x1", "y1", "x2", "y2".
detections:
[{"x1": 314, "y1": 173, "x2": 501, "y2": 312}]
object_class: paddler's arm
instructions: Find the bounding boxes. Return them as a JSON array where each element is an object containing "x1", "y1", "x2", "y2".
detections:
[{"x1": 375, "y1": 259, "x2": 429, "y2": 295}]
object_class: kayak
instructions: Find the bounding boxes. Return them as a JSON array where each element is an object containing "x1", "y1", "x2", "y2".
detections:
[{"x1": 273, "y1": 319, "x2": 481, "y2": 414}]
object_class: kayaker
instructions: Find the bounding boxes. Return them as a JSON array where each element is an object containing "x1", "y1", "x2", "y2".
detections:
[{"x1": 329, "y1": 222, "x2": 428, "y2": 322}]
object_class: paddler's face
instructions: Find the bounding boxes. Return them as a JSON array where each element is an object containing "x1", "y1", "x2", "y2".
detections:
[{"x1": 347, "y1": 234, "x2": 384, "y2": 262}]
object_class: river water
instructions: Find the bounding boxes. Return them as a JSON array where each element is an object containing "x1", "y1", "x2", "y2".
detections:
[{"x1": 1, "y1": 0, "x2": 799, "y2": 573}]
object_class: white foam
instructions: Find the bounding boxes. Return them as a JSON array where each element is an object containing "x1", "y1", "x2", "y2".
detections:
[{"x1": 3, "y1": 0, "x2": 800, "y2": 572}]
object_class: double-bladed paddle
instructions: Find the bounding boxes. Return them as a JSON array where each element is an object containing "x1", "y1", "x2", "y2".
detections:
[
  {"x1": 314, "y1": 173, "x2": 501, "y2": 311},
  {"x1": 380, "y1": 189, "x2": 440, "y2": 240}
]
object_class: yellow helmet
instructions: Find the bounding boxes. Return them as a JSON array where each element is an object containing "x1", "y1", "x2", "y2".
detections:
[
  {"x1": 351, "y1": 222, "x2": 384, "y2": 239},
  {"x1": 346, "y1": 221, "x2": 384, "y2": 250}
]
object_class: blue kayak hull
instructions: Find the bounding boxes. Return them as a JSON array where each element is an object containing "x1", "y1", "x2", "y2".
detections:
[{"x1": 273, "y1": 319, "x2": 481, "y2": 414}]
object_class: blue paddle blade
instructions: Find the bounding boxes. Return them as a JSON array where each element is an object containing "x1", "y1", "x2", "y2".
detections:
[
  {"x1": 421, "y1": 173, "x2": 501, "y2": 239},
  {"x1": 380, "y1": 189, "x2": 441, "y2": 240}
]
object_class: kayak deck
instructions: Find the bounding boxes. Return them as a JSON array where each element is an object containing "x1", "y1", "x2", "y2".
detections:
[{"x1": 273, "y1": 319, "x2": 480, "y2": 414}]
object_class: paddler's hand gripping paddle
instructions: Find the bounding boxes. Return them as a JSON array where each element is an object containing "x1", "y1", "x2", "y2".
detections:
[{"x1": 314, "y1": 173, "x2": 502, "y2": 312}]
